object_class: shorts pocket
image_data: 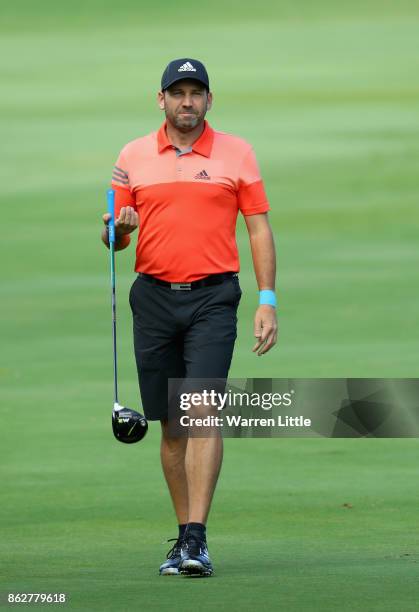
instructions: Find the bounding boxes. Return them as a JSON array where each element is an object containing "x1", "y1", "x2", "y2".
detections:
[
  {"x1": 230, "y1": 276, "x2": 242, "y2": 302},
  {"x1": 128, "y1": 278, "x2": 137, "y2": 311}
]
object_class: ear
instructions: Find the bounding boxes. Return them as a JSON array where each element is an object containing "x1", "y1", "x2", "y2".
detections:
[
  {"x1": 206, "y1": 91, "x2": 213, "y2": 112},
  {"x1": 157, "y1": 91, "x2": 165, "y2": 111}
]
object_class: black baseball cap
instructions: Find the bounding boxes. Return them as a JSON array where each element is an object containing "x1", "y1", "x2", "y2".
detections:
[{"x1": 161, "y1": 58, "x2": 209, "y2": 92}]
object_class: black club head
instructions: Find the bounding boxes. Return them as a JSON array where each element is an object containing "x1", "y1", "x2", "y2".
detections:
[{"x1": 112, "y1": 404, "x2": 148, "y2": 444}]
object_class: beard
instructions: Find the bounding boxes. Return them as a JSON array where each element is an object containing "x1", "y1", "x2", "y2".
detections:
[{"x1": 168, "y1": 110, "x2": 204, "y2": 132}]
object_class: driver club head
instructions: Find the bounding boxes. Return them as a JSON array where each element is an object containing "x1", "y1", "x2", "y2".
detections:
[{"x1": 112, "y1": 403, "x2": 148, "y2": 444}]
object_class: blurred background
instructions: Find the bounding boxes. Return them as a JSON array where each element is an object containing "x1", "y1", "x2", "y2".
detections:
[{"x1": 1, "y1": 1, "x2": 418, "y2": 610}]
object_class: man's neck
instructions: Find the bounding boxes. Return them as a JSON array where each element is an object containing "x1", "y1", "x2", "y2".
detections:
[{"x1": 165, "y1": 121, "x2": 205, "y2": 150}]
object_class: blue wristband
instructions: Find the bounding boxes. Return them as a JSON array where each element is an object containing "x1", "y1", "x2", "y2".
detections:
[{"x1": 259, "y1": 289, "x2": 277, "y2": 307}]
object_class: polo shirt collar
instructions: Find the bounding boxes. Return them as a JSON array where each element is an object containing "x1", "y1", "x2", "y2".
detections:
[{"x1": 157, "y1": 120, "x2": 214, "y2": 157}]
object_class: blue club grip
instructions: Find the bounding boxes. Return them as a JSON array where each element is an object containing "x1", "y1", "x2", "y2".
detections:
[{"x1": 107, "y1": 189, "x2": 116, "y2": 243}]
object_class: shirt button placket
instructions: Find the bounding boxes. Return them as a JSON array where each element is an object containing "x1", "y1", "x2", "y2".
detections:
[{"x1": 176, "y1": 155, "x2": 183, "y2": 181}]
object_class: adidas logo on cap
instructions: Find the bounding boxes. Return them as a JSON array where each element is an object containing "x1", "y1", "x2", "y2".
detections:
[{"x1": 178, "y1": 61, "x2": 197, "y2": 72}]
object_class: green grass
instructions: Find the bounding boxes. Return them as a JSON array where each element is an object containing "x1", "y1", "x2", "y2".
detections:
[
  {"x1": 1, "y1": 1, "x2": 419, "y2": 610},
  {"x1": 2, "y1": 428, "x2": 419, "y2": 610}
]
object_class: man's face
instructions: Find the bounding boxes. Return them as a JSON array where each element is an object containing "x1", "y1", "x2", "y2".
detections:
[{"x1": 158, "y1": 79, "x2": 212, "y2": 132}]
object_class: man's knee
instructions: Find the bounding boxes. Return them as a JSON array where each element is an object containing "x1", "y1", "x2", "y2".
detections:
[{"x1": 161, "y1": 419, "x2": 187, "y2": 451}]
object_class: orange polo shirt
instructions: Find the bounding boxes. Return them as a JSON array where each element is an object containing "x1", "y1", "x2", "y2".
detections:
[{"x1": 110, "y1": 120, "x2": 269, "y2": 282}]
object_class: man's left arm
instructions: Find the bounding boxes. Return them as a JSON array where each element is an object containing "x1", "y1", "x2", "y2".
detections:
[{"x1": 244, "y1": 213, "x2": 278, "y2": 356}]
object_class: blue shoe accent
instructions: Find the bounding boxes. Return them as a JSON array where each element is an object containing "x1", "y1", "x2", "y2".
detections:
[
  {"x1": 159, "y1": 538, "x2": 183, "y2": 575},
  {"x1": 180, "y1": 533, "x2": 213, "y2": 577}
]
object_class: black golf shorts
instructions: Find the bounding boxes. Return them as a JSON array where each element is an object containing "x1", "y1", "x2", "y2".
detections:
[{"x1": 129, "y1": 274, "x2": 242, "y2": 421}]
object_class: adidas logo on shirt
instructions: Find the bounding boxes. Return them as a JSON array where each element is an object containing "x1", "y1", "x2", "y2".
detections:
[
  {"x1": 178, "y1": 61, "x2": 197, "y2": 72},
  {"x1": 194, "y1": 169, "x2": 210, "y2": 180}
]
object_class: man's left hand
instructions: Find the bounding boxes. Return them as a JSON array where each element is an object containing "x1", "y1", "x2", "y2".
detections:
[{"x1": 252, "y1": 305, "x2": 278, "y2": 356}]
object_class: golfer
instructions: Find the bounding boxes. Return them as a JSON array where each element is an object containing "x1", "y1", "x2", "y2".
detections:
[{"x1": 101, "y1": 58, "x2": 277, "y2": 577}]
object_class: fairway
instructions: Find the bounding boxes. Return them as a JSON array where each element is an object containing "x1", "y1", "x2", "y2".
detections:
[
  {"x1": 2, "y1": 432, "x2": 419, "y2": 611},
  {"x1": 1, "y1": 1, "x2": 419, "y2": 610}
]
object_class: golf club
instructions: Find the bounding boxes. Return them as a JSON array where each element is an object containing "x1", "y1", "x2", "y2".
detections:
[{"x1": 107, "y1": 188, "x2": 148, "y2": 443}]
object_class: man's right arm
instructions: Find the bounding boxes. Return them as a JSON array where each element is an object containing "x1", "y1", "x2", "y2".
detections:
[
  {"x1": 103, "y1": 147, "x2": 138, "y2": 250},
  {"x1": 101, "y1": 206, "x2": 138, "y2": 251}
]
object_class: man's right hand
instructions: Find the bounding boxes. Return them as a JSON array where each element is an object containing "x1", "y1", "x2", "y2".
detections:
[
  {"x1": 102, "y1": 206, "x2": 138, "y2": 236},
  {"x1": 101, "y1": 206, "x2": 138, "y2": 251}
]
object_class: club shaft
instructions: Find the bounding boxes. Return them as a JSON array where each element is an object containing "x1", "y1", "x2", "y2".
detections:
[
  {"x1": 110, "y1": 241, "x2": 118, "y2": 405},
  {"x1": 107, "y1": 189, "x2": 118, "y2": 406}
]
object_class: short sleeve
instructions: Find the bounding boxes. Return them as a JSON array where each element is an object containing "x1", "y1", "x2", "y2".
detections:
[
  {"x1": 111, "y1": 148, "x2": 136, "y2": 218},
  {"x1": 237, "y1": 147, "x2": 270, "y2": 216}
]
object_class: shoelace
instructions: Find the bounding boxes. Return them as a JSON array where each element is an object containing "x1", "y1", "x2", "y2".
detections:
[{"x1": 165, "y1": 538, "x2": 183, "y2": 559}]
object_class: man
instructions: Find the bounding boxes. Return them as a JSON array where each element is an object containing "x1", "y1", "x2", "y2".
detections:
[{"x1": 101, "y1": 58, "x2": 277, "y2": 577}]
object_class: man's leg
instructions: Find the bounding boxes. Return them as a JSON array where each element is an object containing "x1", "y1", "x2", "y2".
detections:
[
  {"x1": 160, "y1": 419, "x2": 188, "y2": 524},
  {"x1": 185, "y1": 432, "x2": 223, "y2": 524},
  {"x1": 156, "y1": 419, "x2": 189, "y2": 576},
  {"x1": 179, "y1": 276, "x2": 241, "y2": 575},
  {"x1": 129, "y1": 277, "x2": 188, "y2": 574}
]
